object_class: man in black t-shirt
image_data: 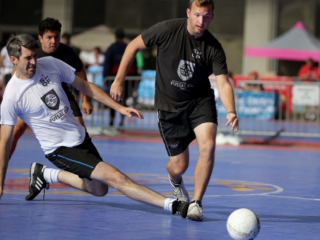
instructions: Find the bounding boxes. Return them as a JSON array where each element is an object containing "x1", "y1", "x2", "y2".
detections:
[
  {"x1": 110, "y1": 0, "x2": 239, "y2": 222},
  {"x1": 9, "y1": 18, "x2": 93, "y2": 160},
  {"x1": 37, "y1": 18, "x2": 92, "y2": 123}
]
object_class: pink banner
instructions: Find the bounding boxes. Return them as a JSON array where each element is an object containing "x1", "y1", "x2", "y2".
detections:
[{"x1": 245, "y1": 47, "x2": 320, "y2": 61}]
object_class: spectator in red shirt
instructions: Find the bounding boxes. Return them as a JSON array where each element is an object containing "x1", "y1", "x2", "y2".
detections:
[
  {"x1": 298, "y1": 58, "x2": 320, "y2": 81},
  {"x1": 244, "y1": 71, "x2": 264, "y2": 91},
  {"x1": 298, "y1": 58, "x2": 319, "y2": 121}
]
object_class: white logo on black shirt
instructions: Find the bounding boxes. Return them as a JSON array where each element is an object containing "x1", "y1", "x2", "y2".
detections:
[
  {"x1": 41, "y1": 89, "x2": 60, "y2": 110},
  {"x1": 192, "y1": 48, "x2": 201, "y2": 60},
  {"x1": 171, "y1": 80, "x2": 194, "y2": 90},
  {"x1": 177, "y1": 60, "x2": 195, "y2": 81}
]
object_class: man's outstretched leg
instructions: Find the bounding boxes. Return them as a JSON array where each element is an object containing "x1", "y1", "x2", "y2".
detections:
[
  {"x1": 90, "y1": 161, "x2": 189, "y2": 217},
  {"x1": 25, "y1": 162, "x2": 107, "y2": 200},
  {"x1": 25, "y1": 162, "x2": 50, "y2": 200},
  {"x1": 26, "y1": 162, "x2": 189, "y2": 218}
]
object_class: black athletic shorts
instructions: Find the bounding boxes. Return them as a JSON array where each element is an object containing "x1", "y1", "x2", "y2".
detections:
[
  {"x1": 62, "y1": 82, "x2": 83, "y2": 117},
  {"x1": 45, "y1": 134, "x2": 103, "y2": 179},
  {"x1": 157, "y1": 94, "x2": 218, "y2": 157}
]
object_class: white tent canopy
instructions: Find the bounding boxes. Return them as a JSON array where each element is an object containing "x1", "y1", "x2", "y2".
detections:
[{"x1": 71, "y1": 25, "x2": 124, "y2": 53}]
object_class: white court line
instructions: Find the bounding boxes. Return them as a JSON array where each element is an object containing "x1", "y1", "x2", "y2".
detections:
[
  {"x1": 205, "y1": 193, "x2": 320, "y2": 202},
  {"x1": 206, "y1": 180, "x2": 320, "y2": 201},
  {"x1": 258, "y1": 194, "x2": 320, "y2": 201}
]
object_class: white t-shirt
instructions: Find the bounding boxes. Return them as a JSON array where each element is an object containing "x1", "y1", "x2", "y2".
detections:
[
  {"x1": 0, "y1": 56, "x2": 86, "y2": 154},
  {"x1": 87, "y1": 53, "x2": 105, "y2": 66}
]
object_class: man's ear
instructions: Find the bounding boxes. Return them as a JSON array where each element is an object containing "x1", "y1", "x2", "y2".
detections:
[
  {"x1": 9, "y1": 56, "x2": 17, "y2": 65},
  {"x1": 186, "y1": 8, "x2": 190, "y2": 18}
]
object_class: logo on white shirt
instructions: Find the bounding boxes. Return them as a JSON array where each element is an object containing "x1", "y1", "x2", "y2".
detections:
[
  {"x1": 41, "y1": 89, "x2": 60, "y2": 110},
  {"x1": 39, "y1": 75, "x2": 51, "y2": 86}
]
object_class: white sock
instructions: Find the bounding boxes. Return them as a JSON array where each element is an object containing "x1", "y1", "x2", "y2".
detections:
[
  {"x1": 43, "y1": 168, "x2": 61, "y2": 183},
  {"x1": 164, "y1": 198, "x2": 175, "y2": 212}
]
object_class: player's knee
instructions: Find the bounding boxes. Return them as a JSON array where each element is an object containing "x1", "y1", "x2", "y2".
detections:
[
  {"x1": 169, "y1": 163, "x2": 188, "y2": 175},
  {"x1": 112, "y1": 170, "x2": 131, "y2": 187},
  {"x1": 167, "y1": 157, "x2": 189, "y2": 175},
  {"x1": 171, "y1": 167, "x2": 187, "y2": 176},
  {"x1": 199, "y1": 140, "x2": 215, "y2": 158}
]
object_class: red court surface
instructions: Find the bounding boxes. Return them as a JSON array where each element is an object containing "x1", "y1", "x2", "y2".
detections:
[{"x1": 1, "y1": 132, "x2": 320, "y2": 239}]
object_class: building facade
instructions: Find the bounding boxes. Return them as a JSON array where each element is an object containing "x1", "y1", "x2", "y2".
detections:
[{"x1": 0, "y1": 0, "x2": 319, "y2": 76}]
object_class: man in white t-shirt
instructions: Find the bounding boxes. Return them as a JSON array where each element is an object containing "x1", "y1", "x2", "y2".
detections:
[{"x1": 0, "y1": 33, "x2": 189, "y2": 218}]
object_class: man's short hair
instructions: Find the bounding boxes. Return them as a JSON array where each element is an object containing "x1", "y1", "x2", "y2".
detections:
[
  {"x1": 61, "y1": 32, "x2": 71, "y2": 45},
  {"x1": 189, "y1": 0, "x2": 215, "y2": 12},
  {"x1": 62, "y1": 32, "x2": 71, "y2": 40},
  {"x1": 38, "y1": 17, "x2": 62, "y2": 36},
  {"x1": 115, "y1": 28, "x2": 125, "y2": 40},
  {"x1": 6, "y1": 34, "x2": 39, "y2": 59}
]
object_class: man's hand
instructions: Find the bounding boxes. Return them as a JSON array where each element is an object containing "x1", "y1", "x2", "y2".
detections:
[
  {"x1": 226, "y1": 112, "x2": 239, "y2": 133},
  {"x1": 110, "y1": 81, "x2": 124, "y2": 102},
  {"x1": 119, "y1": 107, "x2": 144, "y2": 119},
  {"x1": 82, "y1": 100, "x2": 93, "y2": 115}
]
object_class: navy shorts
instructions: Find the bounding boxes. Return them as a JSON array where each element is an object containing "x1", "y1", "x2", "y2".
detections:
[
  {"x1": 45, "y1": 134, "x2": 103, "y2": 179},
  {"x1": 157, "y1": 94, "x2": 218, "y2": 157}
]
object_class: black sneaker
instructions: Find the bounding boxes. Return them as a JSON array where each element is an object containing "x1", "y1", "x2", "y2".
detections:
[
  {"x1": 25, "y1": 162, "x2": 50, "y2": 201},
  {"x1": 172, "y1": 200, "x2": 189, "y2": 218}
]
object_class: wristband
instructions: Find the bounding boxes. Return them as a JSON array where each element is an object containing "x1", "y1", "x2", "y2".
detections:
[{"x1": 228, "y1": 111, "x2": 237, "y2": 115}]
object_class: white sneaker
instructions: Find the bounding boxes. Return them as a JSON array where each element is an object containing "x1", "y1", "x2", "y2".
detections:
[
  {"x1": 187, "y1": 200, "x2": 203, "y2": 221},
  {"x1": 168, "y1": 175, "x2": 190, "y2": 202}
]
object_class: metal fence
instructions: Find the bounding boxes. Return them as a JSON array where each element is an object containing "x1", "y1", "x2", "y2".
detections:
[
  {"x1": 84, "y1": 74, "x2": 320, "y2": 139},
  {"x1": 222, "y1": 80, "x2": 320, "y2": 138}
]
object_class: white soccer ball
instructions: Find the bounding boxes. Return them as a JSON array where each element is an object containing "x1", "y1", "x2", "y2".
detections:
[{"x1": 226, "y1": 208, "x2": 260, "y2": 240}]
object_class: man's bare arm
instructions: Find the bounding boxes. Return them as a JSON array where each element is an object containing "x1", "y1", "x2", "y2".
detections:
[
  {"x1": 75, "y1": 67, "x2": 93, "y2": 115},
  {"x1": 0, "y1": 125, "x2": 14, "y2": 198},
  {"x1": 71, "y1": 76, "x2": 143, "y2": 119},
  {"x1": 110, "y1": 35, "x2": 148, "y2": 101},
  {"x1": 216, "y1": 74, "x2": 239, "y2": 132}
]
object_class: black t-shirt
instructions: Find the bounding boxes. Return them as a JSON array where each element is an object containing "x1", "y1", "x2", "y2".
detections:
[
  {"x1": 141, "y1": 18, "x2": 228, "y2": 112},
  {"x1": 36, "y1": 42, "x2": 83, "y2": 73}
]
